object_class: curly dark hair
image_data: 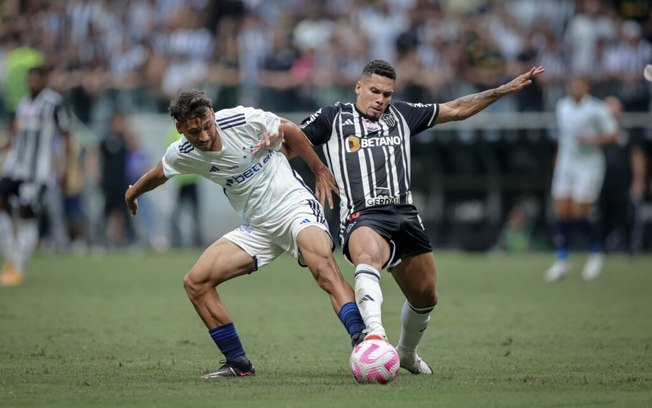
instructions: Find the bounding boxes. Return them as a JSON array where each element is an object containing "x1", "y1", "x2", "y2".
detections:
[
  {"x1": 168, "y1": 89, "x2": 213, "y2": 123},
  {"x1": 361, "y1": 60, "x2": 397, "y2": 80}
]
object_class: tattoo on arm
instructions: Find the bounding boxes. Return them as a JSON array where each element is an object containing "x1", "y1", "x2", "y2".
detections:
[{"x1": 450, "y1": 88, "x2": 502, "y2": 111}]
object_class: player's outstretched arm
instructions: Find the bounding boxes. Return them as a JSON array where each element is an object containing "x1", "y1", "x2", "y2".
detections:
[
  {"x1": 125, "y1": 161, "x2": 168, "y2": 216},
  {"x1": 435, "y1": 66, "x2": 545, "y2": 125},
  {"x1": 280, "y1": 119, "x2": 339, "y2": 209}
]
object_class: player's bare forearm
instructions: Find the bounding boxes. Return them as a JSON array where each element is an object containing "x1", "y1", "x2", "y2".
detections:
[
  {"x1": 436, "y1": 66, "x2": 544, "y2": 124},
  {"x1": 124, "y1": 161, "x2": 168, "y2": 215},
  {"x1": 280, "y1": 120, "x2": 323, "y2": 172},
  {"x1": 280, "y1": 119, "x2": 339, "y2": 208}
]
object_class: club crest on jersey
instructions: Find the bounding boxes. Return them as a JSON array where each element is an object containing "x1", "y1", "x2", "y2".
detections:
[{"x1": 380, "y1": 112, "x2": 396, "y2": 127}]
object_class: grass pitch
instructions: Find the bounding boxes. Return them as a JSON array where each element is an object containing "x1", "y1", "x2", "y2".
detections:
[{"x1": 1, "y1": 250, "x2": 651, "y2": 407}]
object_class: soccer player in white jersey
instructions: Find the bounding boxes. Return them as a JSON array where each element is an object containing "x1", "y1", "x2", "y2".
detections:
[
  {"x1": 290, "y1": 60, "x2": 544, "y2": 375},
  {"x1": 125, "y1": 90, "x2": 365, "y2": 378},
  {"x1": 0, "y1": 66, "x2": 73, "y2": 286},
  {"x1": 545, "y1": 76, "x2": 618, "y2": 282}
]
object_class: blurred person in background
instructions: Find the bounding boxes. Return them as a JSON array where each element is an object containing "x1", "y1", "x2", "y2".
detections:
[
  {"x1": 599, "y1": 95, "x2": 647, "y2": 254},
  {"x1": 296, "y1": 60, "x2": 544, "y2": 375},
  {"x1": 99, "y1": 111, "x2": 134, "y2": 248},
  {"x1": 545, "y1": 76, "x2": 618, "y2": 282},
  {"x1": 0, "y1": 66, "x2": 73, "y2": 286}
]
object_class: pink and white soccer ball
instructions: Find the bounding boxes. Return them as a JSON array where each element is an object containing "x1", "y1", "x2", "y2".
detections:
[{"x1": 349, "y1": 339, "x2": 400, "y2": 384}]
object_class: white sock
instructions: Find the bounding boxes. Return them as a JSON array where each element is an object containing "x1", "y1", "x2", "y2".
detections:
[
  {"x1": 354, "y1": 263, "x2": 384, "y2": 334},
  {"x1": 0, "y1": 211, "x2": 15, "y2": 263},
  {"x1": 398, "y1": 300, "x2": 434, "y2": 354},
  {"x1": 14, "y1": 218, "x2": 39, "y2": 275}
]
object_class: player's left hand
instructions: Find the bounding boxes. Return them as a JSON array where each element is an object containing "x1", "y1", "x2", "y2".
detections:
[
  {"x1": 125, "y1": 185, "x2": 139, "y2": 216},
  {"x1": 314, "y1": 166, "x2": 339, "y2": 210},
  {"x1": 504, "y1": 66, "x2": 545, "y2": 92},
  {"x1": 254, "y1": 125, "x2": 284, "y2": 154}
]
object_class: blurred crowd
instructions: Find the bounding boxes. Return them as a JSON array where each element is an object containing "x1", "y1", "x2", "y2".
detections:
[
  {"x1": 1, "y1": 0, "x2": 651, "y2": 125},
  {"x1": 0, "y1": 0, "x2": 651, "y2": 254}
]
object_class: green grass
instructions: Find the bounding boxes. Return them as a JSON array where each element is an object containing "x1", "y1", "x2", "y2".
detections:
[{"x1": 1, "y1": 250, "x2": 651, "y2": 407}]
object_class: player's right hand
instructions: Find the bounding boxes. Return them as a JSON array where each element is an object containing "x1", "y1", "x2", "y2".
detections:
[{"x1": 314, "y1": 167, "x2": 339, "y2": 210}]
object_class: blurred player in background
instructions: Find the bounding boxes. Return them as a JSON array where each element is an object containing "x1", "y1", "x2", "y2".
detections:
[
  {"x1": 125, "y1": 90, "x2": 365, "y2": 378},
  {"x1": 292, "y1": 60, "x2": 544, "y2": 374},
  {"x1": 546, "y1": 76, "x2": 618, "y2": 282},
  {"x1": 599, "y1": 96, "x2": 647, "y2": 254},
  {"x1": 0, "y1": 66, "x2": 73, "y2": 286}
]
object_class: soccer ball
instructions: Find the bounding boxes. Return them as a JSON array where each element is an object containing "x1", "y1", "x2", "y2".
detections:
[{"x1": 349, "y1": 339, "x2": 400, "y2": 384}]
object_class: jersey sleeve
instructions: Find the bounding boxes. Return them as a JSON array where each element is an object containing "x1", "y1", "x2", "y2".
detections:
[
  {"x1": 394, "y1": 101, "x2": 439, "y2": 135},
  {"x1": 299, "y1": 105, "x2": 338, "y2": 146},
  {"x1": 243, "y1": 107, "x2": 282, "y2": 149},
  {"x1": 161, "y1": 141, "x2": 194, "y2": 178}
]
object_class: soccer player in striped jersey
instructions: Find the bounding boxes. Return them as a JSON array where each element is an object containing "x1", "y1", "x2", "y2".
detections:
[
  {"x1": 125, "y1": 90, "x2": 365, "y2": 378},
  {"x1": 0, "y1": 66, "x2": 73, "y2": 286},
  {"x1": 295, "y1": 60, "x2": 544, "y2": 374}
]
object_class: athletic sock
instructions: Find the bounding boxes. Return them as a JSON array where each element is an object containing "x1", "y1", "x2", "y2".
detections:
[
  {"x1": 553, "y1": 220, "x2": 571, "y2": 260},
  {"x1": 14, "y1": 218, "x2": 39, "y2": 275},
  {"x1": 354, "y1": 263, "x2": 384, "y2": 333},
  {"x1": 576, "y1": 217, "x2": 602, "y2": 253},
  {"x1": 338, "y1": 301, "x2": 366, "y2": 339},
  {"x1": 0, "y1": 211, "x2": 15, "y2": 264},
  {"x1": 209, "y1": 323, "x2": 250, "y2": 368},
  {"x1": 398, "y1": 300, "x2": 434, "y2": 354}
]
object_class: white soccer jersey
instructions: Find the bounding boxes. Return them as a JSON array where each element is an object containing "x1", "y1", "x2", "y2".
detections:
[
  {"x1": 555, "y1": 95, "x2": 616, "y2": 164},
  {"x1": 161, "y1": 106, "x2": 317, "y2": 227},
  {"x1": 2, "y1": 88, "x2": 71, "y2": 184}
]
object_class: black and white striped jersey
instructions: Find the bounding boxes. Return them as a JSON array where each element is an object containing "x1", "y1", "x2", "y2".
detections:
[
  {"x1": 2, "y1": 88, "x2": 72, "y2": 184},
  {"x1": 300, "y1": 101, "x2": 438, "y2": 227}
]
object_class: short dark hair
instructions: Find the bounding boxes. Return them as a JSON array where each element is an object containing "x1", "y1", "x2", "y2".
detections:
[
  {"x1": 168, "y1": 89, "x2": 213, "y2": 123},
  {"x1": 28, "y1": 65, "x2": 51, "y2": 77},
  {"x1": 361, "y1": 60, "x2": 396, "y2": 80}
]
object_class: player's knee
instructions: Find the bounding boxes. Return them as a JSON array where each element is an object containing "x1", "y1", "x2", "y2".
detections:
[
  {"x1": 183, "y1": 272, "x2": 210, "y2": 299},
  {"x1": 410, "y1": 289, "x2": 438, "y2": 309}
]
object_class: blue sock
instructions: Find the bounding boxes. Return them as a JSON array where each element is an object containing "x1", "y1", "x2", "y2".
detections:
[
  {"x1": 554, "y1": 220, "x2": 571, "y2": 260},
  {"x1": 338, "y1": 302, "x2": 366, "y2": 337},
  {"x1": 209, "y1": 323, "x2": 247, "y2": 362}
]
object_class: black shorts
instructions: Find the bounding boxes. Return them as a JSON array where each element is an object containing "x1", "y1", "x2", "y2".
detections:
[
  {"x1": 0, "y1": 177, "x2": 46, "y2": 212},
  {"x1": 341, "y1": 204, "x2": 432, "y2": 270}
]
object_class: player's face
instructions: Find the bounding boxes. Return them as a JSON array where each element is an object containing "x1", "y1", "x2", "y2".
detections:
[
  {"x1": 567, "y1": 77, "x2": 590, "y2": 101},
  {"x1": 27, "y1": 71, "x2": 46, "y2": 97},
  {"x1": 355, "y1": 74, "x2": 395, "y2": 119},
  {"x1": 176, "y1": 108, "x2": 219, "y2": 152}
]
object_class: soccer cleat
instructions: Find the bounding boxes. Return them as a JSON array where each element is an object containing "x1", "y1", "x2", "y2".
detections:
[
  {"x1": 351, "y1": 331, "x2": 365, "y2": 347},
  {"x1": 201, "y1": 360, "x2": 255, "y2": 378},
  {"x1": 397, "y1": 345, "x2": 433, "y2": 375},
  {"x1": 363, "y1": 327, "x2": 388, "y2": 342},
  {"x1": 544, "y1": 260, "x2": 568, "y2": 282},
  {"x1": 0, "y1": 263, "x2": 24, "y2": 287},
  {"x1": 582, "y1": 253, "x2": 604, "y2": 281}
]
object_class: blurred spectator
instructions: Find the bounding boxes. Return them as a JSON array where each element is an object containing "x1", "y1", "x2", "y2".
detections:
[
  {"x1": 599, "y1": 95, "x2": 647, "y2": 253},
  {"x1": 99, "y1": 111, "x2": 133, "y2": 248}
]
